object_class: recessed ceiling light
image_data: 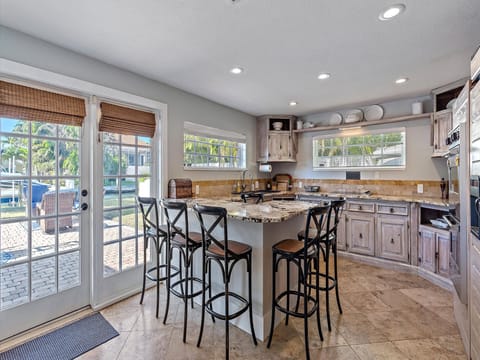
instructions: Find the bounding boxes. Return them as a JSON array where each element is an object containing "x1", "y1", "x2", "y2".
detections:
[
  {"x1": 289, "y1": 101, "x2": 298, "y2": 106},
  {"x1": 395, "y1": 77, "x2": 408, "y2": 84},
  {"x1": 379, "y1": 4, "x2": 406, "y2": 21},
  {"x1": 230, "y1": 67, "x2": 244, "y2": 75},
  {"x1": 317, "y1": 73, "x2": 330, "y2": 80}
]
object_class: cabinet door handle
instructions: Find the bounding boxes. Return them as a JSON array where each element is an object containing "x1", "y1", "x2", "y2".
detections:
[
  {"x1": 390, "y1": 208, "x2": 394, "y2": 213},
  {"x1": 359, "y1": 205, "x2": 363, "y2": 210},
  {"x1": 391, "y1": 238, "x2": 394, "y2": 244},
  {"x1": 359, "y1": 233, "x2": 363, "y2": 239}
]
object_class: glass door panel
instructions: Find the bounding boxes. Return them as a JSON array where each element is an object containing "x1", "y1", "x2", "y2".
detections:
[{"x1": 0, "y1": 117, "x2": 88, "y2": 340}]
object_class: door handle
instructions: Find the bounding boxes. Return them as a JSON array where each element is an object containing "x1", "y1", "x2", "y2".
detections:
[
  {"x1": 81, "y1": 189, "x2": 88, "y2": 197},
  {"x1": 81, "y1": 203, "x2": 88, "y2": 211}
]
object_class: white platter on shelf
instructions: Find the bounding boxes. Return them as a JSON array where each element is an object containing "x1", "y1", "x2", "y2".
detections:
[
  {"x1": 344, "y1": 109, "x2": 363, "y2": 123},
  {"x1": 328, "y1": 112, "x2": 343, "y2": 126},
  {"x1": 364, "y1": 104, "x2": 384, "y2": 121}
]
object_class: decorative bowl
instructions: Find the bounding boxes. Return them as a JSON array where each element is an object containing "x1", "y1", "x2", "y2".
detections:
[{"x1": 272, "y1": 122, "x2": 283, "y2": 130}]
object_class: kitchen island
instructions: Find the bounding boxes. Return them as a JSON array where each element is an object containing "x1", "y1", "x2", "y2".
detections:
[{"x1": 182, "y1": 198, "x2": 322, "y2": 341}]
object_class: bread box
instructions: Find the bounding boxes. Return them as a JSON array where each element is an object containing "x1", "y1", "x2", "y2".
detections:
[{"x1": 168, "y1": 178, "x2": 192, "y2": 199}]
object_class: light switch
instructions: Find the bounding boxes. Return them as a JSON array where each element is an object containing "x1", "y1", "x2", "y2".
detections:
[
  {"x1": 417, "y1": 184, "x2": 423, "y2": 194},
  {"x1": 195, "y1": 185, "x2": 200, "y2": 194}
]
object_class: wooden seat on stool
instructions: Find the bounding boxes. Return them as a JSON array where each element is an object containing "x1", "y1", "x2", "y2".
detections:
[
  {"x1": 193, "y1": 204, "x2": 257, "y2": 360},
  {"x1": 267, "y1": 203, "x2": 330, "y2": 360}
]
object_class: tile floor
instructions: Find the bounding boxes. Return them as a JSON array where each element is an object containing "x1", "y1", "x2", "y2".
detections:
[{"x1": 80, "y1": 257, "x2": 466, "y2": 359}]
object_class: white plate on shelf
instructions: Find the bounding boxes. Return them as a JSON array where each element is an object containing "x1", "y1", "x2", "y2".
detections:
[
  {"x1": 328, "y1": 112, "x2": 343, "y2": 126},
  {"x1": 344, "y1": 109, "x2": 363, "y2": 123},
  {"x1": 364, "y1": 105, "x2": 384, "y2": 121}
]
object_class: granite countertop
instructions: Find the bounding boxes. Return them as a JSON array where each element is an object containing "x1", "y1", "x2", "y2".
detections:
[
  {"x1": 188, "y1": 198, "x2": 319, "y2": 223},
  {"x1": 294, "y1": 191, "x2": 458, "y2": 207}
]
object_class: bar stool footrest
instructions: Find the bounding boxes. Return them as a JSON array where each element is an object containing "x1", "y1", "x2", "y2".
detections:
[
  {"x1": 274, "y1": 289, "x2": 318, "y2": 318},
  {"x1": 205, "y1": 291, "x2": 249, "y2": 321},
  {"x1": 146, "y1": 264, "x2": 180, "y2": 282},
  {"x1": 170, "y1": 276, "x2": 206, "y2": 299},
  {"x1": 306, "y1": 271, "x2": 336, "y2": 291}
]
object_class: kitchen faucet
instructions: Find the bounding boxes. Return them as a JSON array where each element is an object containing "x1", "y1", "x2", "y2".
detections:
[{"x1": 241, "y1": 169, "x2": 253, "y2": 192}]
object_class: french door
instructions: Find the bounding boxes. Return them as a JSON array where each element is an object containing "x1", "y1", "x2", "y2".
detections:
[
  {"x1": 0, "y1": 117, "x2": 90, "y2": 340},
  {"x1": 92, "y1": 101, "x2": 158, "y2": 308}
]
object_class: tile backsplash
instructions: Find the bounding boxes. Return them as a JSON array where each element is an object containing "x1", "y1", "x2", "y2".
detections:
[{"x1": 185, "y1": 178, "x2": 444, "y2": 198}]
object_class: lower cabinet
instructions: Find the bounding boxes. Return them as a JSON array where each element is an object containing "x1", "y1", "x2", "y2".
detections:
[
  {"x1": 470, "y1": 235, "x2": 480, "y2": 359},
  {"x1": 336, "y1": 213, "x2": 346, "y2": 251},
  {"x1": 346, "y1": 212, "x2": 375, "y2": 256},
  {"x1": 418, "y1": 225, "x2": 450, "y2": 277},
  {"x1": 376, "y1": 214, "x2": 409, "y2": 263}
]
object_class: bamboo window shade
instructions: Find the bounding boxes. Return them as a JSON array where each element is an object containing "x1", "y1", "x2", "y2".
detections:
[
  {"x1": 99, "y1": 102, "x2": 156, "y2": 138},
  {"x1": 0, "y1": 80, "x2": 86, "y2": 126}
]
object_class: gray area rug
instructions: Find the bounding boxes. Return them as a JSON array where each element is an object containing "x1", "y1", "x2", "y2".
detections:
[{"x1": 0, "y1": 313, "x2": 119, "y2": 360}]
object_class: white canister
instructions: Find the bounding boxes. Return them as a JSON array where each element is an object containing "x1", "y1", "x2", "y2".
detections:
[
  {"x1": 412, "y1": 101, "x2": 423, "y2": 115},
  {"x1": 296, "y1": 120, "x2": 303, "y2": 130}
]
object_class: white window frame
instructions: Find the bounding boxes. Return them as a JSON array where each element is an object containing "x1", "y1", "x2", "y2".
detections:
[
  {"x1": 312, "y1": 127, "x2": 406, "y2": 170},
  {"x1": 183, "y1": 121, "x2": 247, "y2": 171}
]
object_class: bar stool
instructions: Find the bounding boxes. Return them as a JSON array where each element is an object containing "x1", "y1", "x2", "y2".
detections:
[
  {"x1": 298, "y1": 198, "x2": 346, "y2": 331},
  {"x1": 161, "y1": 199, "x2": 204, "y2": 343},
  {"x1": 193, "y1": 204, "x2": 257, "y2": 360},
  {"x1": 267, "y1": 203, "x2": 329, "y2": 360},
  {"x1": 136, "y1": 196, "x2": 180, "y2": 318}
]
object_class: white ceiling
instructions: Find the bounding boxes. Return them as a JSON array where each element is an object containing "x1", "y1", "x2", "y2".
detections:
[{"x1": 1, "y1": 0, "x2": 479, "y2": 116}]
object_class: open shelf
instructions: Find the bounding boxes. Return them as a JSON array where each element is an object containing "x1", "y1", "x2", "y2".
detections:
[{"x1": 293, "y1": 113, "x2": 433, "y2": 133}]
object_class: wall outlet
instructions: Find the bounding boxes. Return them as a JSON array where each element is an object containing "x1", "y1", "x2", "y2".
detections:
[
  {"x1": 255, "y1": 181, "x2": 259, "y2": 189},
  {"x1": 417, "y1": 184, "x2": 423, "y2": 194},
  {"x1": 299, "y1": 181, "x2": 303, "y2": 188},
  {"x1": 195, "y1": 185, "x2": 200, "y2": 194}
]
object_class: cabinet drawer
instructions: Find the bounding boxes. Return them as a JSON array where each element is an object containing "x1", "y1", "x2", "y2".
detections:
[
  {"x1": 377, "y1": 203, "x2": 408, "y2": 216},
  {"x1": 347, "y1": 201, "x2": 375, "y2": 213}
]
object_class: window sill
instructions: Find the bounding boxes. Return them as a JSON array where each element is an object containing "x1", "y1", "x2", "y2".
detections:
[{"x1": 183, "y1": 167, "x2": 247, "y2": 171}]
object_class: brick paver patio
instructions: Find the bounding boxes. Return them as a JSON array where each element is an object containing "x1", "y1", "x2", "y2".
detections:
[{"x1": 0, "y1": 219, "x2": 140, "y2": 310}]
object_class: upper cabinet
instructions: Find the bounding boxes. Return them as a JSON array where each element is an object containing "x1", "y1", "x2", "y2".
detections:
[
  {"x1": 432, "y1": 109, "x2": 452, "y2": 157},
  {"x1": 431, "y1": 78, "x2": 467, "y2": 157},
  {"x1": 257, "y1": 115, "x2": 297, "y2": 162}
]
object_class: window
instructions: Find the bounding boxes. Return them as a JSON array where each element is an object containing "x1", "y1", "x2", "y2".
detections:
[
  {"x1": 312, "y1": 128, "x2": 406, "y2": 170},
  {"x1": 184, "y1": 122, "x2": 246, "y2": 170}
]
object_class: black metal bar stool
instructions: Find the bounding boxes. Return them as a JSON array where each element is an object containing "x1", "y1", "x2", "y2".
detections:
[
  {"x1": 267, "y1": 203, "x2": 329, "y2": 360},
  {"x1": 136, "y1": 196, "x2": 180, "y2": 318},
  {"x1": 161, "y1": 199, "x2": 204, "y2": 343},
  {"x1": 298, "y1": 198, "x2": 346, "y2": 331},
  {"x1": 193, "y1": 204, "x2": 257, "y2": 360}
]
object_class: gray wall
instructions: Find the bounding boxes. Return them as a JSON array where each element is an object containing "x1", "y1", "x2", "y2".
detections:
[
  {"x1": 0, "y1": 26, "x2": 256, "y2": 181},
  {"x1": 273, "y1": 96, "x2": 448, "y2": 180}
]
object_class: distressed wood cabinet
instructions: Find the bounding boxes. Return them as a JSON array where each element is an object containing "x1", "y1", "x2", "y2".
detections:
[
  {"x1": 418, "y1": 224, "x2": 450, "y2": 277},
  {"x1": 257, "y1": 115, "x2": 297, "y2": 162},
  {"x1": 336, "y1": 213, "x2": 346, "y2": 251},
  {"x1": 432, "y1": 109, "x2": 452, "y2": 157},
  {"x1": 376, "y1": 214, "x2": 409, "y2": 263},
  {"x1": 470, "y1": 235, "x2": 480, "y2": 359},
  {"x1": 346, "y1": 212, "x2": 375, "y2": 256}
]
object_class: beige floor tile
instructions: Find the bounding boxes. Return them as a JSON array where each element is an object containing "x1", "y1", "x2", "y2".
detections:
[
  {"x1": 393, "y1": 337, "x2": 466, "y2": 360},
  {"x1": 335, "y1": 313, "x2": 389, "y2": 345},
  {"x1": 342, "y1": 291, "x2": 392, "y2": 313},
  {"x1": 72, "y1": 258, "x2": 466, "y2": 359},
  {"x1": 310, "y1": 345, "x2": 361, "y2": 360},
  {"x1": 351, "y1": 342, "x2": 409, "y2": 360},
  {"x1": 399, "y1": 286, "x2": 453, "y2": 307},
  {"x1": 77, "y1": 331, "x2": 130, "y2": 360},
  {"x1": 117, "y1": 329, "x2": 172, "y2": 360},
  {"x1": 372, "y1": 289, "x2": 423, "y2": 311},
  {"x1": 365, "y1": 310, "x2": 429, "y2": 341}
]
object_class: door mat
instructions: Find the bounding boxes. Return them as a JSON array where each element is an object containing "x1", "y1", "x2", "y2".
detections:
[{"x1": 0, "y1": 313, "x2": 119, "y2": 360}]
